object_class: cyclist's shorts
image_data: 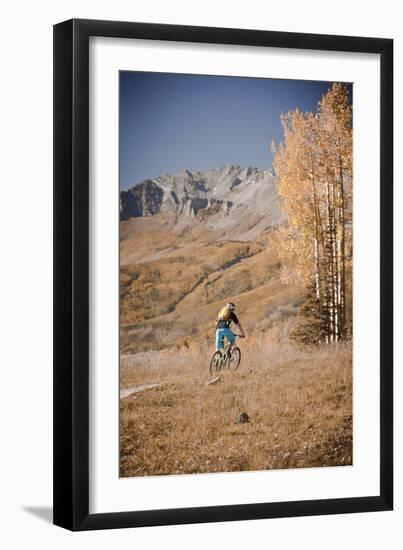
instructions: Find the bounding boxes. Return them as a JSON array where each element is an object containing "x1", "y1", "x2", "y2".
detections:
[{"x1": 215, "y1": 328, "x2": 235, "y2": 351}]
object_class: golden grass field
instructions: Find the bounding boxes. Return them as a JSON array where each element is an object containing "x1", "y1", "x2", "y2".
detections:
[
  {"x1": 120, "y1": 338, "x2": 352, "y2": 477},
  {"x1": 120, "y1": 214, "x2": 300, "y2": 355},
  {"x1": 119, "y1": 213, "x2": 352, "y2": 477}
]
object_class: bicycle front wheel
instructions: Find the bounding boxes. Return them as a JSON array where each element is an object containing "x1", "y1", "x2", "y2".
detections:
[
  {"x1": 229, "y1": 347, "x2": 241, "y2": 370},
  {"x1": 209, "y1": 351, "x2": 222, "y2": 376}
]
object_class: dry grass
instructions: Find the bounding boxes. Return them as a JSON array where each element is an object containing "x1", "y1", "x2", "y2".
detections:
[
  {"x1": 120, "y1": 237, "x2": 262, "y2": 326},
  {"x1": 120, "y1": 338, "x2": 352, "y2": 477},
  {"x1": 119, "y1": 214, "x2": 352, "y2": 478},
  {"x1": 119, "y1": 215, "x2": 299, "y2": 354}
]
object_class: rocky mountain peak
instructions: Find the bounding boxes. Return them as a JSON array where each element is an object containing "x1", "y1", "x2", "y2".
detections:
[{"x1": 120, "y1": 165, "x2": 283, "y2": 233}]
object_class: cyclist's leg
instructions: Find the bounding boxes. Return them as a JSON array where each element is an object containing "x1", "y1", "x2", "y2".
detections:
[
  {"x1": 223, "y1": 328, "x2": 235, "y2": 349},
  {"x1": 215, "y1": 329, "x2": 224, "y2": 351}
]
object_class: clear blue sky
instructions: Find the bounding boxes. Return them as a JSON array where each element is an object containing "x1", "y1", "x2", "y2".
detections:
[{"x1": 120, "y1": 72, "x2": 352, "y2": 190}]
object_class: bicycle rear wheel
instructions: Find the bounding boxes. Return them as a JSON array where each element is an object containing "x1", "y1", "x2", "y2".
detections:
[
  {"x1": 229, "y1": 347, "x2": 241, "y2": 370},
  {"x1": 209, "y1": 351, "x2": 222, "y2": 376}
]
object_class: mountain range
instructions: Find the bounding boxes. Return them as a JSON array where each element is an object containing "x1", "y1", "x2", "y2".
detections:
[
  {"x1": 119, "y1": 165, "x2": 299, "y2": 354},
  {"x1": 120, "y1": 165, "x2": 285, "y2": 240}
]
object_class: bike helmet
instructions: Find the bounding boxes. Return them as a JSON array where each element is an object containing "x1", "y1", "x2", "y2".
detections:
[{"x1": 226, "y1": 302, "x2": 236, "y2": 310}]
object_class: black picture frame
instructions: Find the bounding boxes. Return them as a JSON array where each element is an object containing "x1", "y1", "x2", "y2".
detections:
[{"x1": 53, "y1": 18, "x2": 393, "y2": 531}]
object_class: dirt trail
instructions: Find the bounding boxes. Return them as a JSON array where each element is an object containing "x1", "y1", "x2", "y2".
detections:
[{"x1": 120, "y1": 383, "x2": 162, "y2": 399}]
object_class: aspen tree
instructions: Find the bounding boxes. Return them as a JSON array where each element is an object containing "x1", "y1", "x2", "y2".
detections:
[{"x1": 273, "y1": 83, "x2": 352, "y2": 344}]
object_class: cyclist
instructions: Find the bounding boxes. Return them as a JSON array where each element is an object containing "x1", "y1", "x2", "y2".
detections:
[{"x1": 215, "y1": 302, "x2": 245, "y2": 352}]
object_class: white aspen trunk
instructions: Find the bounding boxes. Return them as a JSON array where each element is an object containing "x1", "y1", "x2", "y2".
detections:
[
  {"x1": 332, "y1": 176, "x2": 339, "y2": 343},
  {"x1": 314, "y1": 236, "x2": 320, "y2": 301},
  {"x1": 336, "y1": 177, "x2": 343, "y2": 341},
  {"x1": 333, "y1": 233, "x2": 339, "y2": 343},
  {"x1": 337, "y1": 238, "x2": 342, "y2": 315},
  {"x1": 311, "y1": 178, "x2": 321, "y2": 305},
  {"x1": 338, "y1": 153, "x2": 347, "y2": 339},
  {"x1": 325, "y1": 175, "x2": 334, "y2": 343}
]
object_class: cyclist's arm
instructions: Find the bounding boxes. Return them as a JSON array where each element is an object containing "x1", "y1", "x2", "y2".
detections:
[{"x1": 235, "y1": 321, "x2": 246, "y2": 338}]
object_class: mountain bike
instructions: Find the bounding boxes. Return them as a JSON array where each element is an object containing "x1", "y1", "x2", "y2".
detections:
[{"x1": 209, "y1": 334, "x2": 243, "y2": 376}]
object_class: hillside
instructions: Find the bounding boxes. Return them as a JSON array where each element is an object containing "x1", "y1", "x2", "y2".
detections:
[
  {"x1": 120, "y1": 165, "x2": 294, "y2": 354},
  {"x1": 119, "y1": 165, "x2": 352, "y2": 477}
]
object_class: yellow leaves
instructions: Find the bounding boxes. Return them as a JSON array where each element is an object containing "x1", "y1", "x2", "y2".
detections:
[
  {"x1": 273, "y1": 227, "x2": 313, "y2": 287},
  {"x1": 273, "y1": 84, "x2": 352, "y2": 292}
]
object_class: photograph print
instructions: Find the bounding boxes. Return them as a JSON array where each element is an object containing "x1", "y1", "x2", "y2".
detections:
[{"x1": 119, "y1": 72, "x2": 353, "y2": 478}]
